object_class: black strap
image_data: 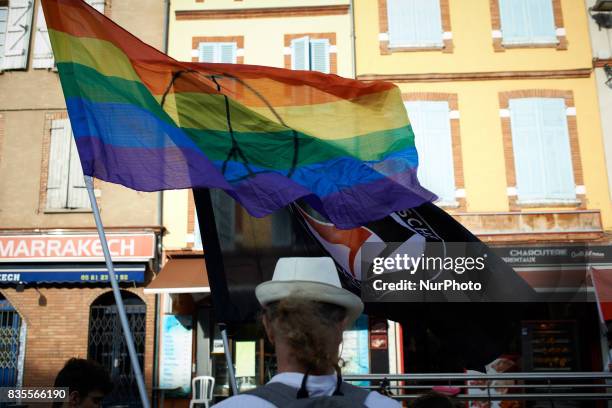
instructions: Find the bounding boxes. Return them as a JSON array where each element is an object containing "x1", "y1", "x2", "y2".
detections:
[{"x1": 296, "y1": 371, "x2": 310, "y2": 399}]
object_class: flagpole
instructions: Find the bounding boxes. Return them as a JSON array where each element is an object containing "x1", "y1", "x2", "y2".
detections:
[
  {"x1": 84, "y1": 176, "x2": 151, "y2": 408},
  {"x1": 193, "y1": 188, "x2": 239, "y2": 395}
]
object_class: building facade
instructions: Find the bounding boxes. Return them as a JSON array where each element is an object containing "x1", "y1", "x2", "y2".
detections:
[
  {"x1": 354, "y1": 0, "x2": 611, "y2": 374},
  {"x1": 0, "y1": 0, "x2": 165, "y2": 405}
]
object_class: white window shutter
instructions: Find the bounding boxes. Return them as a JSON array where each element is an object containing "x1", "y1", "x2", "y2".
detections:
[
  {"x1": 210, "y1": 189, "x2": 235, "y2": 251},
  {"x1": 0, "y1": 6, "x2": 9, "y2": 69},
  {"x1": 529, "y1": 0, "x2": 557, "y2": 43},
  {"x1": 198, "y1": 42, "x2": 216, "y2": 63},
  {"x1": 387, "y1": 0, "x2": 415, "y2": 47},
  {"x1": 499, "y1": 0, "x2": 530, "y2": 44},
  {"x1": 309, "y1": 39, "x2": 330, "y2": 73},
  {"x1": 218, "y1": 43, "x2": 237, "y2": 63},
  {"x1": 3, "y1": 0, "x2": 35, "y2": 70},
  {"x1": 67, "y1": 124, "x2": 90, "y2": 209},
  {"x1": 405, "y1": 101, "x2": 456, "y2": 203},
  {"x1": 33, "y1": 4, "x2": 53, "y2": 69},
  {"x1": 46, "y1": 119, "x2": 71, "y2": 209},
  {"x1": 509, "y1": 98, "x2": 547, "y2": 201},
  {"x1": 538, "y1": 98, "x2": 575, "y2": 200},
  {"x1": 291, "y1": 36, "x2": 309, "y2": 70},
  {"x1": 416, "y1": 0, "x2": 443, "y2": 46},
  {"x1": 85, "y1": 0, "x2": 105, "y2": 14}
]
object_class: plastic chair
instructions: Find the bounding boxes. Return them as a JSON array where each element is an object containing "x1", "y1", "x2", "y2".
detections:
[{"x1": 189, "y1": 376, "x2": 215, "y2": 408}]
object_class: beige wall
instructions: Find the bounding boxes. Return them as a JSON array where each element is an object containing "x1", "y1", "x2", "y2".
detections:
[
  {"x1": 356, "y1": 0, "x2": 593, "y2": 75},
  {"x1": 0, "y1": 0, "x2": 165, "y2": 229},
  {"x1": 173, "y1": 0, "x2": 349, "y2": 11}
]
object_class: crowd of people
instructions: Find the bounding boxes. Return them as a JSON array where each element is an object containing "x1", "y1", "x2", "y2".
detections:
[{"x1": 52, "y1": 257, "x2": 463, "y2": 408}]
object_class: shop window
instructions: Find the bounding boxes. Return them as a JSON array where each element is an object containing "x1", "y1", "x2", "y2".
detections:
[
  {"x1": 290, "y1": 36, "x2": 330, "y2": 74},
  {"x1": 199, "y1": 42, "x2": 237, "y2": 63},
  {"x1": 386, "y1": 0, "x2": 443, "y2": 48},
  {"x1": 509, "y1": 97, "x2": 575, "y2": 203},
  {"x1": 0, "y1": 296, "x2": 25, "y2": 387},
  {"x1": 499, "y1": 0, "x2": 557, "y2": 45},
  {"x1": 45, "y1": 118, "x2": 90, "y2": 211},
  {"x1": 1, "y1": 0, "x2": 34, "y2": 70},
  {"x1": 404, "y1": 100, "x2": 456, "y2": 205},
  {"x1": 88, "y1": 291, "x2": 146, "y2": 407}
]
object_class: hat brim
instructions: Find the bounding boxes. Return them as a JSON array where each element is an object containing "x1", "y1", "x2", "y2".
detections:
[{"x1": 255, "y1": 280, "x2": 364, "y2": 326}]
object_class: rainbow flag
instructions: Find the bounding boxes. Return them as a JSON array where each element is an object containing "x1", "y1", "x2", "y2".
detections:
[{"x1": 42, "y1": 0, "x2": 435, "y2": 228}]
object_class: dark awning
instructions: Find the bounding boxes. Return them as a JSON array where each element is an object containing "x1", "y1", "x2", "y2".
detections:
[
  {"x1": 144, "y1": 258, "x2": 209, "y2": 294},
  {"x1": 0, "y1": 263, "x2": 146, "y2": 284}
]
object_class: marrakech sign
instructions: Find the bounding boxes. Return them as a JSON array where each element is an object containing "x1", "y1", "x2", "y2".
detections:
[{"x1": 0, "y1": 233, "x2": 156, "y2": 262}]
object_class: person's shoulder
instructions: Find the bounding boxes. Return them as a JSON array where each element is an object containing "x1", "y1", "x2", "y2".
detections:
[
  {"x1": 212, "y1": 394, "x2": 275, "y2": 408},
  {"x1": 365, "y1": 391, "x2": 402, "y2": 408}
]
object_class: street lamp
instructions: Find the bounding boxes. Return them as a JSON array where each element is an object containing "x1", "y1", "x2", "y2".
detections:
[{"x1": 590, "y1": 0, "x2": 612, "y2": 29}]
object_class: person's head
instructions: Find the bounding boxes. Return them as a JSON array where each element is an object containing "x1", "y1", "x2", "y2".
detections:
[
  {"x1": 255, "y1": 257, "x2": 364, "y2": 375},
  {"x1": 53, "y1": 358, "x2": 113, "y2": 408}
]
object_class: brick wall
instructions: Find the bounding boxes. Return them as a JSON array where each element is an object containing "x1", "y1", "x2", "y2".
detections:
[{"x1": 0, "y1": 286, "x2": 156, "y2": 393}]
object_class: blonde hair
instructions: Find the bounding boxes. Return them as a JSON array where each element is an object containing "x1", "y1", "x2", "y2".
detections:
[{"x1": 264, "y1": 297, "x2": 347, "y2": 374}]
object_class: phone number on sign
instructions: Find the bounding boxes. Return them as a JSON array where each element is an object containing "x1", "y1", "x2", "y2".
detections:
[{"x1": 0, "y1": 387, "x2": 68, "y2": 402}]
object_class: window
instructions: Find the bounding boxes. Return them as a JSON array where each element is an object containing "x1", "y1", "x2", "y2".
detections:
[
  {"x1": 405, "y1": 101, "x2": 456, "y2": 204},
  {"x1": 386, "y1": 0, "x2": 443, "y2": 48},
  {"x1": 85, "y1": 0, "x2": 105, "y2": 13},
  {"x1": 509, "y1": 98, "x2": 575, "y2": 202},
  {"x1": 291, "y1": 36, "x2": 330, "y2": 73},
  {"x1": 2, "y1": 0, "x2": 34, "y2": 70},
  {"x1": 198, "y1": 42, "x2": 237, "y2": 63},
  {"x1": 499, "y1": 0, "x2": 557, "y2": 45},
  {"x1": 45, "y1": 118, "x2": 90, "y2": 210}
]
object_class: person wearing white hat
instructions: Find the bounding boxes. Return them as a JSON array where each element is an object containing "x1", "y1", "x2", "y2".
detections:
[{"x1": 213, "y1": 257, "x2": 400, "y2": 407}]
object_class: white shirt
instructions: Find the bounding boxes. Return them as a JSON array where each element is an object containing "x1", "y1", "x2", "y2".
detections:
[{"x1": 212, "y1": 372, "x2": 401, "y2": 408}]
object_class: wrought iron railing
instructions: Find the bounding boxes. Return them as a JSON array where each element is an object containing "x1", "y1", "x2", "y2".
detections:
[{"x1": 344, "y1": 372, "x2": 612, "y2": 401}]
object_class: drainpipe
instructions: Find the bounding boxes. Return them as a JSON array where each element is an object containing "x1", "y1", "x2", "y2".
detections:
[
  {"x1": 152, "y1": 2, "x2": 170, "y2": 407},
  {"x1": 349, "y1": 0, "x2": 357, "y2": 79}
]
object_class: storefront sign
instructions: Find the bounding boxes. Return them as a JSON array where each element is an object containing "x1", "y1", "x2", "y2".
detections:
[
  {"x1": 159, "y1": 315, "x2": 193, "y2": 396},
  {"x1": 0, "y1": 263, "x2": 146, "y2": 284},
  {"x1": 0, "y1": 233, "x2": 156, "y2": 262},
  {"x1": 492, "y1": 245, "x2": 612, "y2": 267}
]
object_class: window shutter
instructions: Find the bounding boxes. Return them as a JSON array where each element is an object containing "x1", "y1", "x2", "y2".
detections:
[
  {"x1": 405, "y1": 101, "x2": 456, "y2": 203},
  {"x1": 387, "y1": 0, "x2": 417, "y2": 47},
  {"x1": 3, "y1": 0, "x2": 35, "y2": 70},
  {"x1": 46, "y1": 118, "x2": 71, "y2": 209},
  {"x1": 499, "y1": 0, "x2": 530, "y2": 44},
  {"x1": 210, "y1": 189, "x2": 235, "y2": 251},
  {"x1": 218, "y1": 43, "x2": 237, "y2": 64},
  {"x1": 33, "y1": 4, "x2": 53, "y2": 69},
  {"x1": 538, "y1": 98, "x2": 575, "y2": 200},
  {"x1": 509, "y1": 99, "x2": 547, "y2": 201},
  {"x1": 291, "y1": 36, "x2": 309, "y2": 70},
  {"x1": 529, "y1": 0, "x2": 557, "y2": 43},
  {"x1": 198, "y1": 42, "x2": 216, "y2": 63},
  {"x1": 85, "y1": 0, "x2": 105, "y2": 14},
  {"x1": 416, "y1": 0, "x2": 443, "y2": 46},
  {"x1": 309, "y1": 39, "x2": 329, "y2": 73},
  {"x1": 67, "y1": 123, "x2": 90, "y2": 209},
  {"x1": 0, "y1": 6, "x2": 8, "y2": 69}
]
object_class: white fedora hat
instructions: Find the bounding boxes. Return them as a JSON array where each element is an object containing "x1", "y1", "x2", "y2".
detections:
[{"x1": 255, "y1": 257, "x2": 364, "y2": 325}]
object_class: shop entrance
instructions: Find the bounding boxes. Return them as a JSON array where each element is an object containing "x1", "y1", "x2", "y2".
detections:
[
  {"x1": 88, "y1": 291, "x2": 146, "y2": 407},
  {"x1": 0, "y1": 296, "x2": 24, "y2": 387}
]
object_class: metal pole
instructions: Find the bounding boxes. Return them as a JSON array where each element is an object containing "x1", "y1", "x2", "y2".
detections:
[
  {"x1": 84, "y1": 176, "x2": 151, "y2": 408},
  {"x1": 220, "y1": 323, "x2": 238, "y2": 395}
]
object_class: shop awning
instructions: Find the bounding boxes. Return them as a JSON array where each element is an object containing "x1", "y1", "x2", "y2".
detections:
[
  {"x1": 0, "y1": 263, "x2": 146, "y2": 284},
  {"x1": 591, "y1": 267, "x2": 612, "y2": 322},
  {"x1": 144, "y1": 258, "x2": 210, "y2": 294}
]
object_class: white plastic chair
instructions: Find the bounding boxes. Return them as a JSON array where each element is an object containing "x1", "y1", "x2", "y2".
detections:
[{"x1": 189, "y1": 376, "x2": 215, "y2": 408}]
